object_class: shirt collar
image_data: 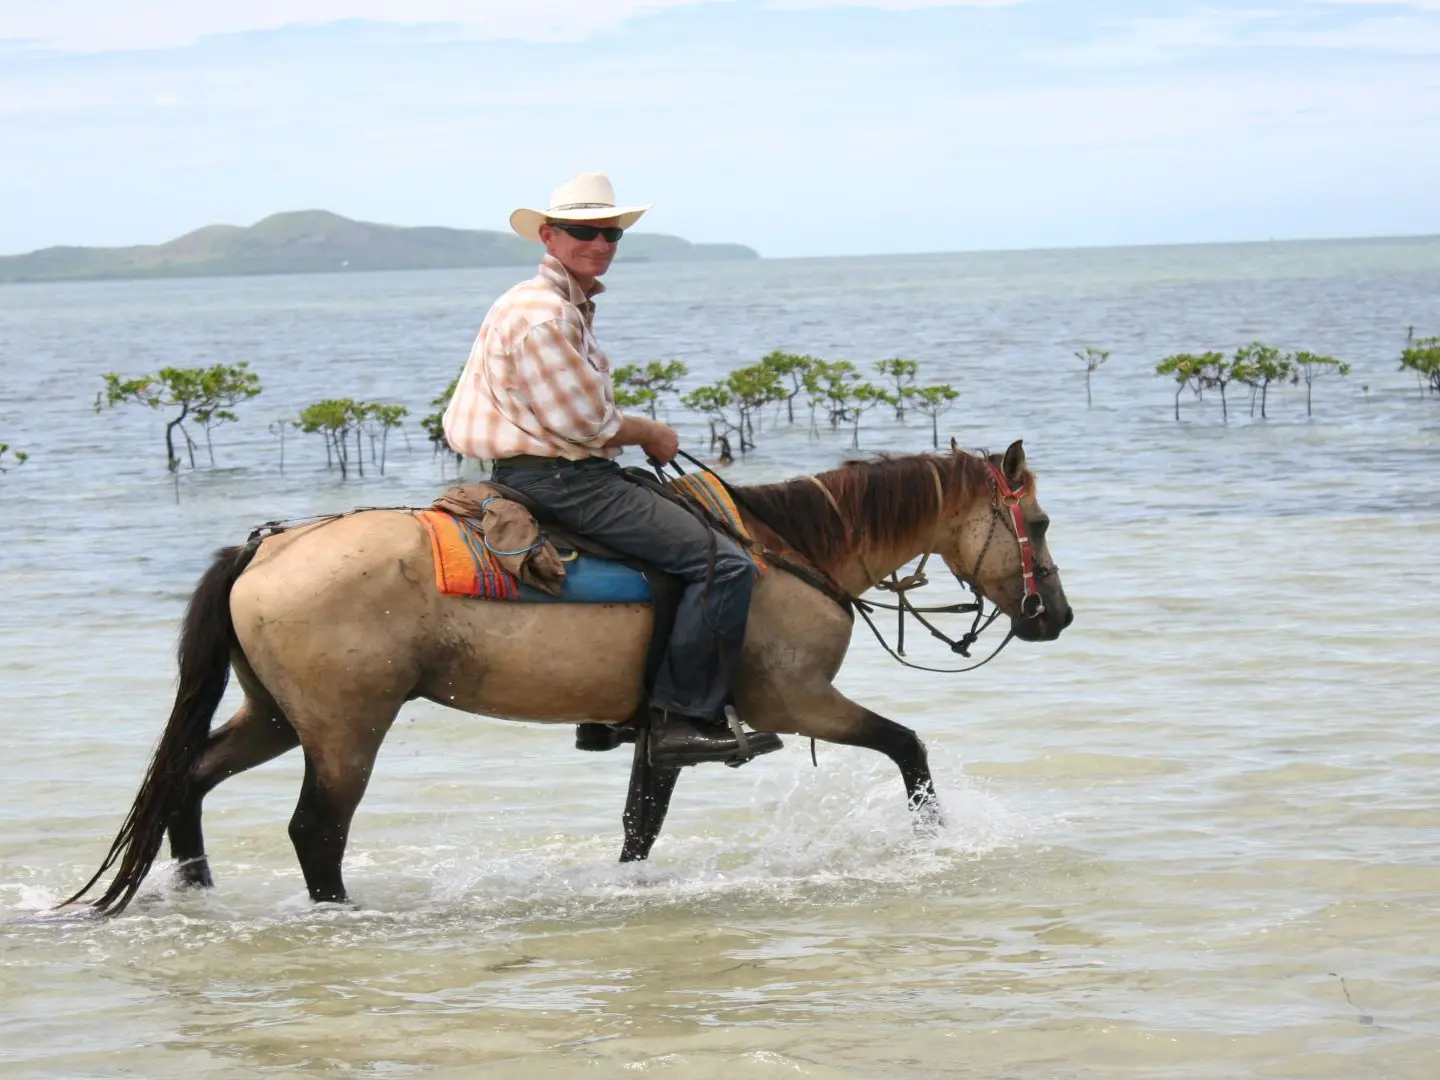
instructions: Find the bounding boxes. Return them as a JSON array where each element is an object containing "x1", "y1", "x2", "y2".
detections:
[{"x1": 537, "y1": 254, "x2": 605, "y2": 306}]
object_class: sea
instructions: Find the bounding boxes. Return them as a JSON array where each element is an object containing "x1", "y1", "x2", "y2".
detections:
[{"x1": 1, "y1": 237, "x2": 1438, "y2": 1078}]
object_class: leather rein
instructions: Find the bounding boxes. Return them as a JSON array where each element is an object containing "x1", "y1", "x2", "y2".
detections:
[{"x1": 808, "y1": 456, "x2": 1053, "y2": 676}]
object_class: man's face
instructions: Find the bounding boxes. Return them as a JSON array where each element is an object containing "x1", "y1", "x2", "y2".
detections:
[{"x1": 539, "y1": 217, "x2": 621, "y2": 283}]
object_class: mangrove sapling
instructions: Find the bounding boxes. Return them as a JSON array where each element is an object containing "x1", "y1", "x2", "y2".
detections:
[
  {"x1": 848, "y1": 383, "x2": 898, "y2": 449},
  {"x1": 681, "y1": 384, "x2": 740, "y2": 452},
  {"x1": 1204, "y1": 353, "x2": 1240, "y2": 422},
  {"x1": 1075, "y1": 348, "x2": 1109, "y2": 408},
  {"x1": 1155, "y1": 352, "x2": 1219, "y2": 421},
  {"x1": 362, "y1": 404, "x2": 409, "y2": 476},
  {"x1": 1399, "y1": 336, "x2": 1440, "y2": 397},
  {"x1": 298, "y1": 399, "x2": 367, "y2": 478},
  {"x1": 612, "y1": 381, "x2": 657, "y2": 417},
  {"x1": 0, "y1": 442, "x2": 27, "y2": 472},
  {"x1": 875, "y1": 358, "x2": 918, "y2": 419},
  {"x1": 95, "y1": 362, "x2": 262, "y2": 471},
  {"x1": 804, "y1": 360, "x2": 862, "y2": 436},
  {"x1": 421, "y1": 377, "x2": 462, "y2": 466},
  {"x1": 1293, "y1": 351, "x2": 1352, "y2": 417},
  {"x1": 1231, "y1": 343, "x2": 1294, "y2": 419},
  {"x1": 760, "y1": 351, "x2": 817, "y2": 424},
  {"x1": 723, "y1": 364, "x2": 786, "y2": 450},
  {"x1": 269, "y1": 418, "x2": 298, "y2": 473},
  {"x1": 902, "y1": 384, "x2": 959, "y2": 448},
  {"x1": 612, "y1": 360, "x2": 688, "y2": 420}
]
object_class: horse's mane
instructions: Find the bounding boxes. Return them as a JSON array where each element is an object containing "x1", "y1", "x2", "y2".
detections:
[{"x1": 730, "y1": 451, "x2": 1009, "y2": 573}]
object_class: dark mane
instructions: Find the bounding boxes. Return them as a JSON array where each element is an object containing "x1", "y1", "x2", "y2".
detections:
[{"x1": 730, "y1": 451, "x2": 1005, "y2": 573}]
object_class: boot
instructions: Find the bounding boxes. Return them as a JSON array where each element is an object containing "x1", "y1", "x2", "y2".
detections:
[
  {"x1": 646, "y1": 706, "x2": 783, "y2": 767},
  {"x1": 574, "y1": 722, "x2": 637, "y2": 752}
]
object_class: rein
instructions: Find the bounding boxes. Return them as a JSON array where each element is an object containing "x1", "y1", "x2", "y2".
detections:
[{"x1": 799, "y1": 454, "x2": 1052, "y2": 675}]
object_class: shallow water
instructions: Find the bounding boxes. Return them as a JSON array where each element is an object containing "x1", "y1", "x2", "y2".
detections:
[{"x1": 2, "y1": 238, "x2": 1439, "y2": 1077}]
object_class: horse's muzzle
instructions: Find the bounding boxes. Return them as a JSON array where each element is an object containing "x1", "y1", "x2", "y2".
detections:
[{"x1": 1013, "y1": 604, "x2": 1073, "y2": 642}]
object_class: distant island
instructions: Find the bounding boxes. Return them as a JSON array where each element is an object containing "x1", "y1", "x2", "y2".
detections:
[{"x1": 0, "y1": 210, "x2": 760, "y2": 284}]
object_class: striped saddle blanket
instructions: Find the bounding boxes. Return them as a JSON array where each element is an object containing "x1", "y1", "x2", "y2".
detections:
[{"x1": 416, "y1": 472, "x2": 763, "y2": 603}]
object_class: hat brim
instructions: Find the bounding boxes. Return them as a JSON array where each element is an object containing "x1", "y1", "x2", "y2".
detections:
[{"x1": 510, "y1": 204, "x2": 651, "y2": 243}]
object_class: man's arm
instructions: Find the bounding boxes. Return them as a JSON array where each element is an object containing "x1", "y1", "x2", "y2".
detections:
[{"x1": 606, "y1": 414, "x2": 679, "y2": 464}]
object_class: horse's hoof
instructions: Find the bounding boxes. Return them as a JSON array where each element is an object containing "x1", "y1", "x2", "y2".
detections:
[
  {"x1": 174, "y1": 857, "x2": 214, "y2": 889},
  {"x1": 910, "y1": 798, "x2": 946, "y2": 835}
]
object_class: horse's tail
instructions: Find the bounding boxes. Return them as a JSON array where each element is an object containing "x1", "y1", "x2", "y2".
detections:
[{"x1": 61, "y1": 541, "x2": 261, "y2": 917}]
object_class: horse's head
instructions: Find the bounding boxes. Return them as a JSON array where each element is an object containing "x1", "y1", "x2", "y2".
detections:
[{"x1": 938, "y1": 439, "x2": 1073, "y2": 642}]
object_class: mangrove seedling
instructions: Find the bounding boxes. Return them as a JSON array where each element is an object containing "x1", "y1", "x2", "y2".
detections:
[
  {"x1": 362, "y1": 403, "x2": 409, "y2": 475},
  {"x1": 1155, "y1": 352, "x2": 1220, "y2": 421},
  {"x1": 875, "y1": 358, "x2": 918, "y2": 418},
  {"x1": 95, "y1": 362, "x2": 262, "y2": 470},
  {"x1": 612, "y1": 360, "x2": 689, "y2": 419},
  {"x1": 1075, "y1": 347, "x2": 1109, "y2": 408},
  {"x1": 903, "y1": 384, "x2": 960, "y2": 448},
  {"x1": 269, "y1": 418, "x2": 298, "y2": 473},
  {"x1": 681, "y1": 383, "x2": 740, "y2": 451},
  {"x1": 1293, "y1": 351, "x2": 1351, "y2": 417},
  {"x1": 760, "y1": 351, "x2": 817, "y2": 424},
  {"x1": 848, "y1": 383, "x2": 898, "y2": 449},
  {"x1": 804, "y1": 360, "x2": 862, "y2": 435},
  {"x1": 298, "y1": 398, "x2": 367, "y2": 478},
  {"x1": 1399, "y1": 336, "x2": 1440, "y2": 397},
  {"x1": 1231, "y1": 342, "x2": 1294, "y2": 419},
  {"x1": 0, "y1": 442, "x2": 27, "y2": 473},
  {"x1": 724, "y1": 363, "x2": 787, "y2": 450},
  {"x1": 421, "y1": 377, "x2": 462, "y2": 464}
]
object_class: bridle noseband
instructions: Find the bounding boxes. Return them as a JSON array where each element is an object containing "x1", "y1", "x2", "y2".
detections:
[{"x1": 980, "y1": 460, "x2": 1052, "y2": 620}]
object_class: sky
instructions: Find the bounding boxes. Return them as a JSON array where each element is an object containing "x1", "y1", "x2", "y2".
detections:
[{"x1": 1, "y1": 0, "x2": 1437, "y2": 257}]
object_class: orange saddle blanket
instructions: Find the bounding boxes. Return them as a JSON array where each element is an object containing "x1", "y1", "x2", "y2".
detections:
[{"x1": 416, "y1": 471, "x2": 762, "y2": 601}]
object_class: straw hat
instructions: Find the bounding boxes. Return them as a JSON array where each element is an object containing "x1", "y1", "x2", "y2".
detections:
[{"x1": 509, "y1": 173, "x2": 652, "y2": 243}]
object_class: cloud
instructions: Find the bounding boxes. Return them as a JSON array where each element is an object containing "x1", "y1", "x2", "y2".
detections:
[{"x1": 0, "y1": 0, "x2": 1032, "y2": 53}]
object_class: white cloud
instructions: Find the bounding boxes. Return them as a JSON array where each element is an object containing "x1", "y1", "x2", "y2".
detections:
[
  {"x1": 0, "y1": 1, "x2": 685, "y2": 52},
  {"x1": 1276, "y1": 13, "x2": 1440, "y2": 50},
  {"x1": 1029, "y1": 8, "x2": 1288, "y2": 67},
  {"x1": 0, "y1": 0, "x2": 1031, "y2": 53}
]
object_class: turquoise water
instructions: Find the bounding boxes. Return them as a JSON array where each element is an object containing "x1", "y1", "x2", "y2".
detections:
[{"x1": 1, "y1": 237, "x2": 1438, "y2": 1078}]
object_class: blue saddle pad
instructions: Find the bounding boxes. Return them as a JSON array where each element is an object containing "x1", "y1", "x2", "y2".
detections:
[{"x1": 516, "y1": 553, "x2": 653, "y2": 604}]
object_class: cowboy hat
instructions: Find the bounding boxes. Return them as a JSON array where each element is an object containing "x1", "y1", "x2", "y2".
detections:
[{"x1": 509, "y1": 172, "x2": 651, "y2": 243}]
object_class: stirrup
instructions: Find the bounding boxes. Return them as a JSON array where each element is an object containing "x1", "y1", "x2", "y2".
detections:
[{"x1": 722, "y1": 705, "x2": 783, "y2": 768}]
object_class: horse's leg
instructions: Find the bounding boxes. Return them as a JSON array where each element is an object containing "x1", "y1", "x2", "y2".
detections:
[
  {"x1": 619, "y1": 719, "x2": 683, "y2": 862},
  {"x1": 746, "y1": 679, "x2": 943, "y2": 830},
  {"x1": 168, "y1": 697, "x2": 299, "y2": 888},
  {"x1": 286, "y1": 713, "x2": 394, "y2": 905},
  {"x1": 825, "y1": 702, "x2": 944, "y2": 829}
]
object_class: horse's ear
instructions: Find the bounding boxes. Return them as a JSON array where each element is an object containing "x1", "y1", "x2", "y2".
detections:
[
  {"x1": 949, "y1": 436, "x2": 959, "y2": 454},
  {"x1": 1002, "y1": 440, "x2": 1026, "y2": 486}
]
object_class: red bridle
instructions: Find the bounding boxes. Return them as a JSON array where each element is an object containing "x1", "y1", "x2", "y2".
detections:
[{"x1": 984, "y1": 461, "x2": 1046, "y2": 620}]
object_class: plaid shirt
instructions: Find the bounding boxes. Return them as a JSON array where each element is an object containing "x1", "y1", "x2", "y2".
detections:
[{"x1": 443, "y1": 255, "x2": 623, "y2": 461}]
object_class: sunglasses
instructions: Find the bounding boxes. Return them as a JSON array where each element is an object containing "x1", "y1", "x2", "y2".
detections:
[{"x1": 550, "y1": 222, "x2": 624, "y2": 243}]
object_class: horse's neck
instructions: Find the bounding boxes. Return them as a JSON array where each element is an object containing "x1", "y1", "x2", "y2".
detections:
[{"x1": 831, "y1": 523, "x2": 936, "y2": 597}]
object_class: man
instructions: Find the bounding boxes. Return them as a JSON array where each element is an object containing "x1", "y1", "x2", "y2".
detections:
[{"x1": 443, "y1": 172, "x2": 782, "y2": 768}]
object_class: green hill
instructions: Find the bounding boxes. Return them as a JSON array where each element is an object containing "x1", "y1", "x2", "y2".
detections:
[{"x1": 0, "y1": 210, "x2": 760, "y2": 283}]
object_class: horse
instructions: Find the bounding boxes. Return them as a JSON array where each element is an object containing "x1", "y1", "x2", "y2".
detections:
[{"x1": 64, "y1": 440, "x2": 1072, "y2": 917}]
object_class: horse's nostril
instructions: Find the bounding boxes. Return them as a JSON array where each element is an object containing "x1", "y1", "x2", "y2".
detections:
[{"x1": 1063, "y1": 608, "x2": 1075, "y2": 628}]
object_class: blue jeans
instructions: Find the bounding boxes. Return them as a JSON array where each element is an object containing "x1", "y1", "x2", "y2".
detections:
[{"x1": 490, "y1": 457, "x2": 755, "y2": 720}]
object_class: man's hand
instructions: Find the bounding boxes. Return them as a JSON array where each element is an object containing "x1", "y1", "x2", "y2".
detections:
[
  {"x1": 640, "y1": 420, "x2": 680, "y2": 465},
  {"x1": 608, "y1": 414, "x2": 680, "y2": 462}
]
